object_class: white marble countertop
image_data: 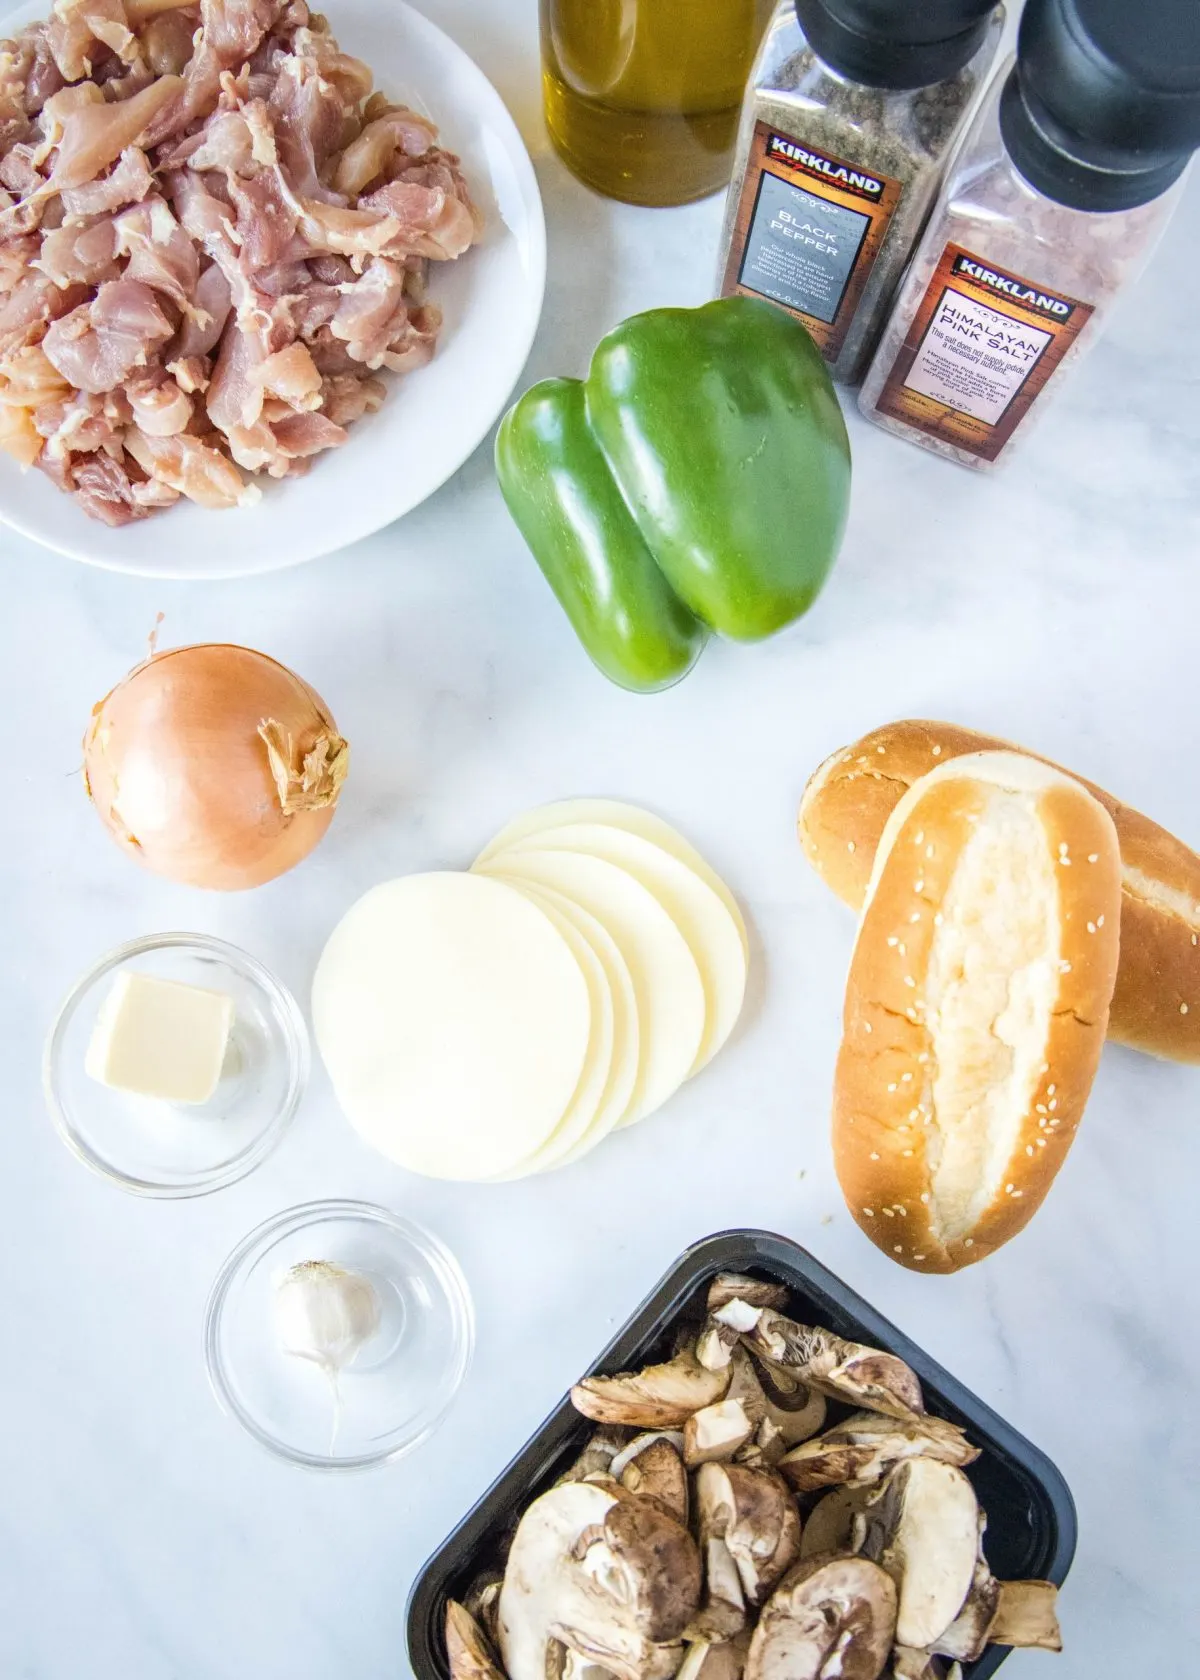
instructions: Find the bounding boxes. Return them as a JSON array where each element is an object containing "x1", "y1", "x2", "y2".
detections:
[{"x1": 3, "y1": 2, "x2": 1200, "y2": 1676}]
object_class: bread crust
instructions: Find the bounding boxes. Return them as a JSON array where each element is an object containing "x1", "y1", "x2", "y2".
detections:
[
  {"x1": 800, "y1": 720, "x2": 1200, "y2": 1061},
  {"x1": 833, "y1": 755, "x2": 1122, "y2": 1273}
]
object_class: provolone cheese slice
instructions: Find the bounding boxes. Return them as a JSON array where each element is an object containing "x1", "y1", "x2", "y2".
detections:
[
  {"x1": 476, "y1": 799, "x2": 748, "y2": 959},
  {"x1": 500, "y1": 823, "x2": 746, "y2": 1074},
  {"x1": 476, "y1": 849, "x2": 704, "y2": 1126},
  {"x1": 498, "y1": 881, "x2": 641, "y2": 1172},
  {"x1": 486, "y1": 889, "x2": 615, "y2": 1179},
  {"x1": 312, "y1": 872, "x2": 590, "y2": 1180}
]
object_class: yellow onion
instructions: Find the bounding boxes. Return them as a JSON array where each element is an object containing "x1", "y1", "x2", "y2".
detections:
[{"x1": 84, "y1": 643, "x2": 350, "y2": 890}]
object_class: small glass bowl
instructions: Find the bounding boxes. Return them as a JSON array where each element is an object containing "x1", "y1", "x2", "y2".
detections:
[
  {"x1": 44, "y1": 933, "x2": 309, "y2": 1198},
  {"x1": 204, "y1": 1201, "x2": 474, "y2": 1471}
]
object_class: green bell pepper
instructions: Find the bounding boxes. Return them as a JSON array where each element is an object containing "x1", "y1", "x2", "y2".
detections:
[
  {"x1": 495, "y1": 378, "x2": 708, "y2": 693},
  {"x1": 496, "y1": 297, "x2": 851, "y2": 692}
]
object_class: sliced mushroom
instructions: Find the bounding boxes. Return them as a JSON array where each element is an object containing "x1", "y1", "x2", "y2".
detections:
[
  {"x1": 733, "y1": 1427, "x2": 778, "y2": 1471},
  {"x1": 715, "y1": 1306, "x2": 923, "y2": 1421},
  {"x1": 713, "y1": 1298, "x2": 764, "y2": 1335},
  {"x1": 685, "y1": 1400, "x2": 754, "y2": 1468},
  {"x1": 462, "y1": 1575, "x2": 504, "y2": 1647},
  {"x1": 725, "y1": 1349, "x2": 768, "y2": 1428},
  {"x1": 713, "y1": 1347, "x2": 826, "y2": 1470},
  {"x1": 620, "y1": 1437, "x2": 690, "y2": 1524},
  {"x1": 752, "y1": 1360, "x2": 827, "y2": 1449},
  {"x1": 856, "y1": 1461, "x2": 979, "y2": 1650},
  {"x1": 676, "y1": 1630, "x2": 751, "y2": 1680},
  {"x1": 685, "y1": 1536, "x2": 749, "y2": 1642},
  {"x1": 697, "y1": 1318, "x2": 742, "y2": 1373},
  {"x1": 707, "y1": 1274, "x2": 790, "y2": 1315},
  {"x1": 609, "y1": 1430, "x2": 685, "y2": 1471},
  {"x1": 446, "y1": 1600, "x2": 507, "y2": 1680},
  {"x1": 573, "y1": 1350, "x2": 732, "y2": 1428},
  {"x1": 695, "y1": 1462, "x2": 802, "y2": 1608},
  {"x1": 745, "y1": 1556, "x2": 898, "y2": 1680},
  {"x1": 926, "y1": 1520, "x2": 996, "y2": 1664},
  {"x1": 986, "y1": 1580, "x2": 1062, "y2": 1651},
  {"x1": 922, "y1": 1511, "x2": 1061, "y2": 1661},
  {"x1": 798, "y1": 1485, "x2": 872, "y2": 1559},
  {"x1": 497, "y1": 1480, "x2": 701, "y2": 1680},
  {"x1": 561, "y1": 1427, "x2": 633, "y2": 1486},
  {"x1": 559, "y1": 1648, "x2": 621, "y2": 1680},
  {"x1": 779, "y1": 1412, "x2": 980, "y2": 1494}
]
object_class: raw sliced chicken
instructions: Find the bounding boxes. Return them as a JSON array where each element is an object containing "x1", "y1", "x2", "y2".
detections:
[
  {"x1": 47, "y1": 0, "x2": 138, "y2": 83},
  {"x1": 0, "y1": 0, "x2": 478, "y2": 520},
  {"x1": 290, "y1": 196, "x2": 400, "y2": 260},
  {"x1": 138, "y1": 9, "x2": 199, "y2": 79},
  {"x1": 0, "y1": 141, "x2": 44, "y2": 193},
  {"x1": 33, "y1": 386, "x2": 127, "y2": 458},
  {"x1": 0, "y1": 402, "x2": 42, "y2": 464},
  {"x1": 59, "y1": 143, "x2": 152, "y2": 213},
  {"x1": 35, "y1": 211, "x2": 119, "y2": 283},
  {"x1": 42, "y1": 276, "x2": 172, "y2": 391},
  {"x1": 253, "y1": 338, "x2": 319, "y2": 407},
  {"x1": 0, "y1": 271, "x2": 87, "y2": 355},
  {"x1": 329, "y1": 254, "x2": 409, "y2": 370},
  {"x1": 180, "y1": 108, "x2": 256, "y2": 173},
  {"x1": 319, "y1": 369, "x2": 384, "y2": 426},
  {"x1": 330, "y1": 106, "x2": 436, "y2": 197},
  {"x1": 360, "y1": 178, "x2": 476, "y2": 261},
  {"x1": 269, "y1": 45, "x2": 346, "y2": 201},
  {"x1": 0, "y1": 342, "x2": 71, "y2": 406},
  {"x1": 70, "y1": 450, "x2": 146, "y2": 523},
  {"x1": 114, "y1": 193, "x2": 199, "y2": 308},
  {"x1": 270, "y1": 405, "x2": 344, "y2": 456},
  {"x1": 45, "y1": 73, "x2": 182, "y2": 192},
  {"x1": 171, "y1": 258, "x2": 230, "y2": 355},
  {"x1": 1, "y1": 230, "x2": 44, "y2": 289},
  {"x1": 166, "y1": 351, "x2": 210, "y2": 391},
  {"x1": 127, "y1": 368, "x2": 192, "y2": 432},
  {"x1": 125, "y1": 423, "x2": 253, "y2": 506},
  {"x1": 227, "y1": 164, "x2": 294, "y2": 268},
  {"x1": 2, "y1": 26, "x2": 66, "y2": 120},
  {"x1": 204, "y1": 311, "x2": 267, "y2": 430}
]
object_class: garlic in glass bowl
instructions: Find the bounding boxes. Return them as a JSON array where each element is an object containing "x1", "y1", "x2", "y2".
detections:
[{"x1": 204, "y1": 1200, "x2": 474, "y2": 1470}]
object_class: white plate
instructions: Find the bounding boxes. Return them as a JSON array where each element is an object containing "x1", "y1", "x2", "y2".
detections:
[{"x1": 0, "y1": 0, "x2": 546, "y2": 577}]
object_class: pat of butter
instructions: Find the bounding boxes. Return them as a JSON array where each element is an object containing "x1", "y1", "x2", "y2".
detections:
[{"x1": 86, "y1": 971, "x2": 235, "y2": 1105}]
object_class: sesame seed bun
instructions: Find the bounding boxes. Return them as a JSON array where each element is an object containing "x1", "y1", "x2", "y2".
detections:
[
  {"x1": 833, "y1": 752, "x2": 1122, "y2": 1274},
  {"x1": 800, "y1": 720, "x2": 1200, "y2": 1063}
]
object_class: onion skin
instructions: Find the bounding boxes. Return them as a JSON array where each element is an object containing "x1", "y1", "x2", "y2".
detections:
[{"x1": 84, "y1": 643, "x2": 349, "y2": 890}]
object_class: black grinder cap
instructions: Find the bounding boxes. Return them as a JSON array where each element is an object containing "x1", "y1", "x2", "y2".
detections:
[
  {"x1": 1002, "y1": 0, "x2": 1200, "y2": 211},
  {"x1": 793, "y1": 0, "x2": 1001, "y2": 90}
]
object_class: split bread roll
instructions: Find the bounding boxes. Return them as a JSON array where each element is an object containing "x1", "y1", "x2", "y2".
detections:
[
  {"x1": 834, "y1": 752, "x2": 1122, "y2": 1273},
  {"x1": 801, "y1": 719, "x2": 1200, "y2": 1062}
]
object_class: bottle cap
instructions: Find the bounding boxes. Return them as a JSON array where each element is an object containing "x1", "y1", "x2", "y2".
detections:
[
  {"x1": 1002, "y1": 0, "x2": 1200, "y2": 211},
  {"x1": 794, "y1": 0, "x2": 998, "y2": 91}
]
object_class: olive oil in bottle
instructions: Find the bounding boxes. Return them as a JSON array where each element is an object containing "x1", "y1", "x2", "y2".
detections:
[{"x1": 541, "y1": 0, "x2": 772, "y2": 207}]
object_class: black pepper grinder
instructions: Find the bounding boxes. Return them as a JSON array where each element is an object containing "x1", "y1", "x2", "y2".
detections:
[{"x1": 718, "y1": 0, "x2": 1005, "y2": 383}]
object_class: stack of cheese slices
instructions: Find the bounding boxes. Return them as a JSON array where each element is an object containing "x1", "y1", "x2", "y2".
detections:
[{"x1": 312, "y1": 801, "x2": 747, "y2": 1182}]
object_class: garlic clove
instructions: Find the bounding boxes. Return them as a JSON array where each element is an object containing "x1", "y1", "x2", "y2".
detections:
[{"x1": 274, "y1": 1259, "x2": 382, "y2": 1375}]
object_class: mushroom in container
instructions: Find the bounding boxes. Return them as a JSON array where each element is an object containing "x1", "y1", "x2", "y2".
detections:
[
  {"x1": 444, "y1": 1274, "x2": 1063, "y2": 1680},
  {"x1": 493, "y1": 1480, "x2": 701, "y2": 1680}
]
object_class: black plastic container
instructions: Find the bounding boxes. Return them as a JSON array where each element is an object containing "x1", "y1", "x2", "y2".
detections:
[{"x1": 407, "y1": 1229, "x2": 1077, "y2": 1680}]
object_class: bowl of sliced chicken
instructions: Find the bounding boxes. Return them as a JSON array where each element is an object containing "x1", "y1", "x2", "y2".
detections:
[
  {"x1": 407, "y1": 1233, "x2": 1076, "y2": 1680},
  {"x1": 0, "y1": 0, "x2": 544, "y2": 573}
]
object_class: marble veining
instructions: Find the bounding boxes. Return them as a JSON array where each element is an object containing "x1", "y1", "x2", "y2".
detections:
[{"x1": 2, "y1": 1, "x2": 1200, "y2": 1676}]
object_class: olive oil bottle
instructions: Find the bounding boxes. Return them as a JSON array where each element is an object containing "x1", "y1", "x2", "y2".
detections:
[{"x1": 541, "y1": 0, "x2": 772, "y2": 207}]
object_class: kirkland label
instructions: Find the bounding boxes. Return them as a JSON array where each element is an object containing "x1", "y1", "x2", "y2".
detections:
[
  {"x1": 874, "y1": 244, "x2": 1095, "y2": 461},
  {"x1": 722, "y1": 124, "x2": 902, "y2": 360}
]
